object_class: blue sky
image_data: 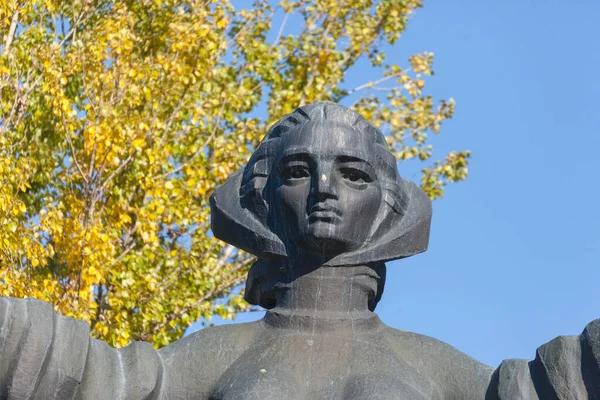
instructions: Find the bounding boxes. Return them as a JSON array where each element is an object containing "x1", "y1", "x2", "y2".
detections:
[{"x1": 188, "y1": 1, "x2": 600, "y2": 368}]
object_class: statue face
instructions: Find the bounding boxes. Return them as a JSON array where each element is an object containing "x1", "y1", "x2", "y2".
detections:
[{"x1": 272, "y1": 121, "x2": 383, "y2": 257}]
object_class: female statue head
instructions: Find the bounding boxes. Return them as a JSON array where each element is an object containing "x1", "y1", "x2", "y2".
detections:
[{"x1": 210, "y1": 102, "x2": 432, "y2": 307}]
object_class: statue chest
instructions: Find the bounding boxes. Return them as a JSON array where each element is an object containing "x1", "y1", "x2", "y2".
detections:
[{"x1": 209, "y1": 331, "x2": 441, "y2": 400}]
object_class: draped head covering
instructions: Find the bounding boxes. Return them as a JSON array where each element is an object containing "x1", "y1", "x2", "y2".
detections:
[{"x1": 210, "y1": 102, "x2": 432, "y2": 307}]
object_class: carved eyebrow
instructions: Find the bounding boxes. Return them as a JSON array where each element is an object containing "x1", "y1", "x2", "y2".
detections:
[
  {"x1": 278, "y1": 151, "x2": 314, "y2": 165},
  {"x1": 279, "y1": 147, "x2": 376, "y2": 165},
  {"x1": 276, "y1": 152, "x2": 315, "y2": 176},
  {"x1": 337, "y1": 156, "x2": 377, "y2": 180},
  {"x1": 336, "y1": 155, "x2": 374, "y2": 168}
]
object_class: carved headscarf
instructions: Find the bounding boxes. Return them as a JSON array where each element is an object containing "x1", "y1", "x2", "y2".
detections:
[{"x1": 210, "y1": 102, "x2": 432, "y2": 307}]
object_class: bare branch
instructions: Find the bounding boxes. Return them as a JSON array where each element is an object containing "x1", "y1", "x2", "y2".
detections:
[
  {"x1": 215, "y1": 244, "x2": 236, "y2": 270},
  {"x1": 140, "y1": 240, "x2": 221, "y2": 306},
  {"x1": 110, "y1": 241, "x2": 136, "y2": 267},
  {"x1": 93, "y1": 142, "x2": 114, "y2": 187},
  {"x1": 100, "y1": 150, "x2": 136, "y2": 190},
  {"x1": 0, "y1": 8, "x2": 94, "y2": 135},
  {"x1": 273, "y1": 12, "x2": 289, "y2": 46},
  {"x1": 3, "y1": 11, "x2": 19, "y2": 55},
  {"x1": 78, "y1": 51, "x2": 101, "y2": 182},
  {"x1": 157, "y1": 100, "x2": 227, "y2": 179},
  {"x1": 225, "y1": 1, "x2": 274, "y2": 49},
  {"x1": 61, "y1": 112, "x2": 90, "y2": 185},
  {"x1": 143, "y1": 272, "x2": 248, "y2": 339},
  {"x1": 90, "y1": 283, "x2": 105, "y2": 331},
  {"x1": 299, "y1": 12, "x2": 332, "y2": 105},
  {"x1": 344, "y1": 72, "x2": 403, "y2": 96}
]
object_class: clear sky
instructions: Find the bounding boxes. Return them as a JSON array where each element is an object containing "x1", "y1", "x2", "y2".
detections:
[{"x1": 188, "y1": 1, "x2": 600, "y2": 368}]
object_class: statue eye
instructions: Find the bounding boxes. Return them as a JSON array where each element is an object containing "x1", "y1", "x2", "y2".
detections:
[
  {"x1": 340, "y1": 168, "x2": 372, "y2": 183},
  {"x1": 282, "y1": 165, "x2": 310, "y2": 180}
]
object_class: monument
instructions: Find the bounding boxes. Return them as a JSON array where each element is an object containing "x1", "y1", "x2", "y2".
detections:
[{"x1": 0, "y1": 102, "x2": 598, "y2": 399}]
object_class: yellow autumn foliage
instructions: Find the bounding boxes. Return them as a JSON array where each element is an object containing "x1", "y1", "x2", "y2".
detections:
[{"x1": 0, "y1": 0, "x2": 470, "y2": 348}]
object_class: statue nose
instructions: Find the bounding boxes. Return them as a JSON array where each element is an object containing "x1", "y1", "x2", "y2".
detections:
[{"x1": 311, "y1": 168, "x2": 338, "y2": 200}]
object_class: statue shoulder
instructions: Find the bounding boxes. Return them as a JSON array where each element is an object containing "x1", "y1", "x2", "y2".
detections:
[
  {"x1": 382, "y1": 326, "x2": 493, "y2": 399},
  {"x1": 160, "y1": 319, "x2": 264, "y2": 360},
  {"x1": 158, "y1": 319, "x2": 265, "y2": 398},
  {"x1": 383, "y1": 325, "x2": 492, "y2": 371}
]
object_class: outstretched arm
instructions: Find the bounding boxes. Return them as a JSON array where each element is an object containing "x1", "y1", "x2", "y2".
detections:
[
  {"x1": 0, "y1": 297, "x2": 163, "y2": 400},
  {"x1": 487, "y1": 319, "x2": 600, "y2": 400}
]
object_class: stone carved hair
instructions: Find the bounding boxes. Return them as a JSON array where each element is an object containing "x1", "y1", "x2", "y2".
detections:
[{"x1": 210, "y1": 102, "x2": 433, "y2": 308}]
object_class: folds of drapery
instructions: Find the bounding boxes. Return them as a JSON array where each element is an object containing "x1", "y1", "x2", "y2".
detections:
[
  {"x1": 0, "y1": 297, "x2": 163, "y2": 400},
  {"x1": 487, "y1": 319, "x2": 600, "y2": 400}
]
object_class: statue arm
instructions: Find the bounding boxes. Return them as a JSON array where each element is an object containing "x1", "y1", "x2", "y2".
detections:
[
  {"x1": 0, "y1": 297, "x2": 163, "y2": 400},
  {"x1": 487, "y1": 318, "x2": 600, "y2": 399}
]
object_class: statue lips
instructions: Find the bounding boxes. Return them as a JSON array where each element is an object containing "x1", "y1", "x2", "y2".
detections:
[{"x1": 308, "y1": 203, "x2": 342, "y2": 224}]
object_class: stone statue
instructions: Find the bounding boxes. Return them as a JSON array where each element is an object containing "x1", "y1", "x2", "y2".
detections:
[{"x1": 1, "y1": 102, "x2": 598, "y2": 399}]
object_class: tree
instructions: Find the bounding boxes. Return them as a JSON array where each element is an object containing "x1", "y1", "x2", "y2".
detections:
[{"x1": 0, "y1": 0, "x2": 470, "y2": 348}]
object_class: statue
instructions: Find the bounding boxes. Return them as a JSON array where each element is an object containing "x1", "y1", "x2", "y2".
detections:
[{"x1": 0, "y1": 102, "x2": 598, "y2": 399}]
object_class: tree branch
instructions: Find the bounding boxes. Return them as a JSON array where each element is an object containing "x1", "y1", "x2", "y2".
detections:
[
  {"x1": 61, "y1": 112, "x2": 90, "y2": 185},
  {"x1": 143, "y1": 272, "x2": 248, "y2": 339},
  {"x1": 100, "y1": 150, "x2": 136, "y2": 190},
  {"x1": 273, "y1": 12, "x2": 289, "y2": 46},
  {"x1": 3, "y1": 11, "x2": 19, "y2": 55},
  {"x1": 344, "y1": 72, "x2": 403, "y2": 96},
  {"x1": 157, "y1": 100, "x2": 227, "y2": 179}
]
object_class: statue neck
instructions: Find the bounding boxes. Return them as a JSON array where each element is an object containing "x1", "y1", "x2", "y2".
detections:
[{"x1": 263, "y1": 261, "x2": 385, "y2": 332}]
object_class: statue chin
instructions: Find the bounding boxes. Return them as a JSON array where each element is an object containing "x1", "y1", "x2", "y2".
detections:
[{"x1": 295, "y1": 233, "x2": 358, "y2": 258}]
